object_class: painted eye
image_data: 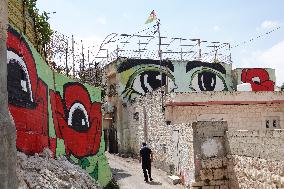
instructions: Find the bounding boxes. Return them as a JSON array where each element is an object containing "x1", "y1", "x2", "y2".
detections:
[
  {"x1": 251, "y1": 76, "x2": 261, "y2": 84},
  {"x1": 189, "y1": 70, "x2": 227, "y2": 91},
  {"x1": 132, "y1": 71, "x2": 175, "y2": 95},
  {"x1": 7, "y1": 50, "x2": 34, "y2": 107},
  {"x1": 68, "y1": 103, "x2": 90, "y2": 132},
  {"x1": 122, "y1": 67, "x2": 176, "y2": 100}
]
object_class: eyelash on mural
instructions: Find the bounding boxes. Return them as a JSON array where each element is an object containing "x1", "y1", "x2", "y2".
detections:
[
  {"x1": 122, "y1": 88, "x2": 142, "y2": 101},
  {"x1": 188, "y1": 67, "x2": 228, "y2": 91},
  {"x1": 121, "y1": 66, "x2": 176, "y2": 100}
]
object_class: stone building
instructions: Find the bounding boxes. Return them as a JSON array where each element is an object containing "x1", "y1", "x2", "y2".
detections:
[
  {"x1": 103, "y1": 58, "x2": 283, "y2": 188},
  {"x1": 103, "y1": 58, "x2": 279, "y2": 155},
  {"x1": 127, "y1": 90, "x2": 284, "y2": 188}
]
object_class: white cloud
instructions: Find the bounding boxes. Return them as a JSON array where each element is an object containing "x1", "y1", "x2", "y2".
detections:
[
  {"x1": 261, "y1": 20, "x2": 280, "y2": 30},
  {"x1": 259, "y1": 41, "x2": 284, "y2": 85},
  {"x1": 213, "y1": 25, "x2": 221, "y2": 31},
  {"x1": 238, "y1": 40, "x2": 284, "y2": 86},
  {"x1": 96, "y1": 17, "x2": 107, "y2": 25}
]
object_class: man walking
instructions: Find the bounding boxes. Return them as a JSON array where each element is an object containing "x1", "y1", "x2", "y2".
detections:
[{"x1": 139, "y1": 142, "x2": 153, "y2": 182}]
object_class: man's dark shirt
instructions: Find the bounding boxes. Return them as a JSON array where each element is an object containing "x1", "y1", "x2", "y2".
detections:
[{"x1": 140, "y1": 146, "x2": 152, "y2": 168}]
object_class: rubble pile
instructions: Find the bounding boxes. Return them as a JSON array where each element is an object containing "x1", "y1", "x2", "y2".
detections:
[{"x1": 17, "y1": 149, "x2": 101, "y2": 189}]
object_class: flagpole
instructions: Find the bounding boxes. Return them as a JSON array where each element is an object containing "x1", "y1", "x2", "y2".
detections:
[{"x1": 157, "y1": 19, "x2": 164, "y2": 110}]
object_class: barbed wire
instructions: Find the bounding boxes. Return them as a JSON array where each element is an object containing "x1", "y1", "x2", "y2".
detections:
[{"x1": 46, "y1": 23, "x2": 281, "y2": 85}]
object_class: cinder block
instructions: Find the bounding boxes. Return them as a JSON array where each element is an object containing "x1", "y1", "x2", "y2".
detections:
[
  {"x1": 168, "y1": 175, "x2": 180, "y2": 185},
  {"x1": 200, "y1": 169, "x2": 213, "y2": 180}
]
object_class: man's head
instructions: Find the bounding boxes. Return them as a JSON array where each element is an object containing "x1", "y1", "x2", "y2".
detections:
[{"x1": 142, "y1": 142, "x2": 147, "y2": 147}]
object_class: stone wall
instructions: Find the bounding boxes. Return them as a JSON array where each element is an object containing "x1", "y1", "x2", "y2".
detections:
[
  {"x1": 226, "y1": 130, "x2": 284, "y2": 189},
  {"x1": 165, "y1": 92, "x2": 284, "y2": 130},
  {"x1": 190, "y1": 121, "x2": 230, "y2": 189},
  {"x1": 127, "y1": 90, "x2": 284, "y2": 188},
  {"x1": 127, "y1": 90, "x2": 196, "y2": 186}
]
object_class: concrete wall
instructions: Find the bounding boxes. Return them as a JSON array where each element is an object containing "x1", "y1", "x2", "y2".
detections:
[
  {"x1": 6, "y1": 26, "x2": 112, "y2": 187},
  {"x1": 165, "y1": 92, "x2": 284, "y2": 130},
  {"x1": 226, "y1": 130, "x2": 284, "y2": 189},
  {"x1": 0, "y1": 0, "x2": 18, "y2": 188},
  {"x1": 112, "y1": 59, "x2": 277, "y2": 102},
  {"x1": 116, "y1": 59, "x2": 234, "y2": 101}
]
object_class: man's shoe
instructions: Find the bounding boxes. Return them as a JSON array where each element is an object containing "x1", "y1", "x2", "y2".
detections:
[
  {"x1": 150, "y1": 178, "x2": 153, "y2": 181},
  {"x1": 144, "y1": 180, "x2": 149, "y2": 183}
]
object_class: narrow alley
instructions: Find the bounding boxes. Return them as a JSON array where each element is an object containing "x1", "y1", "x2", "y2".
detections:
[{"x1": 106, "y1": 153, "x2": 184, "y2": 189}]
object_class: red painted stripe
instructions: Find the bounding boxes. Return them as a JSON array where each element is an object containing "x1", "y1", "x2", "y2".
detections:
[{"x1": 166, "y1": 100, "x2": 284, "y2": 106}]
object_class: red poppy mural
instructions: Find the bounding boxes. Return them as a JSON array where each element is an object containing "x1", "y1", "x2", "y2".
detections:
[
  {"x1": 6, "y1": 27, "x2": 52, "y2": 155},
  {"x1": 50, "y1": 83, "x2": 102, "y2": 158},
  {"x1": 241, "y1": 68, "x2": 275, "y2": 91}
]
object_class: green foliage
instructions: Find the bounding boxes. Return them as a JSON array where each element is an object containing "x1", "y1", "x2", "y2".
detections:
[{"x1": 24, "y1": 0, "x2": 53, "y2": 47}]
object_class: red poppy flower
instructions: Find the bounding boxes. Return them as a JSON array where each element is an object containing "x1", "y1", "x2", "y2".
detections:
[
  {"x1": 50, "y1": 83, "x2": 102, "y2": 158},
  {"x1": 6, "y1": 27, "x2": 51, "y2": 155},
  {"x1": 241, "y1": 68, "x2": 274, "y2": 91}
]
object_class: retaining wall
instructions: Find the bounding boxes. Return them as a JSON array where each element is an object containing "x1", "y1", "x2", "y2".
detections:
[{"x1": 6, "y1": 25, "x2": 112, "y2": 187}]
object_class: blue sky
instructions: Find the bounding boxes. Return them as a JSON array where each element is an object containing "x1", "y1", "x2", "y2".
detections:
[{"x1": 37, "y1": 0, "x2": 284, "y2": 85}]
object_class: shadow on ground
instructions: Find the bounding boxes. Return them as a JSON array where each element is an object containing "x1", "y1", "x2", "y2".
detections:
[
  {"x1": 112, "y1": 168, "x2": 132, "y2": 180},
  {"x1": 147, "y1": 181, "x2": 162, "y2": 186}
]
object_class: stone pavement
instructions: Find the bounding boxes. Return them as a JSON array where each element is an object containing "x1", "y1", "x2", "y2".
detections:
[{"x1": 106, "y1": 152, "x2": 184, "y2": 189}]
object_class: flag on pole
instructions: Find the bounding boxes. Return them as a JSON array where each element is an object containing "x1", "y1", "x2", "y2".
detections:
[{"x1": 145, "y1": 10, "x2": 157, "y2": 24}]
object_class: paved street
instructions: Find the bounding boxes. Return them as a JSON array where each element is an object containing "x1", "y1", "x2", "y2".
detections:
[{"x1": 106, "y1": 152, "x2": 184, "y2": 189}]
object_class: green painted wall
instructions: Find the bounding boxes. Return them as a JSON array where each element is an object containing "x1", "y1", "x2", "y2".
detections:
[{"x1": 7, "y1": 25, "x2": 112, "y2": 187}]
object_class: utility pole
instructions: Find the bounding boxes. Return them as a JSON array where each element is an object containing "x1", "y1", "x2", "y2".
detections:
[
  {"x1": 65, "y1": 38, "x2": 68, "y2": 76},
  {"x1": 72, "y1": 35, "x2": 75, "y2": 76},
  {"x1": 198, "y1": 39, "x2": 201, "y2": 60},
  {"x1": 81, "y1": 40, "x2": 85, "y2": 72},
  {"x1": 0, "y1": 0, "x2": 18, "y2": 188}
]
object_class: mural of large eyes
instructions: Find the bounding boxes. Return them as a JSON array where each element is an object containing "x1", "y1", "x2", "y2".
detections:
[
  {"x1": 186, "y1": 61, "x2": 228, "y2": 91},
  {"x1": 7, "y1": 50, "x2": 35, "y2": 108},
  {"x1": 50, "y1": 83, "x2": 102, "y2": 158},
  {"x1": 122, "y1": 67, "x2": 176, "y2": 100},
  {"x1": 241, "y1": 68, "x2": 274, "y2": 91},
  {"x1": 189, "y1": 68, "x2": 227, "y2": 91},
  {"x1": 68, "y1": 102, "x2": 90, "y2": 132},
  {"x1": 7, "y1": 27, "x2": 49, "y2": 155}
]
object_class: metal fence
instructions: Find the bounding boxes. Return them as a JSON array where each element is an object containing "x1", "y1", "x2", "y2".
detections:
[{"x1": 45, "y1": 25, "x2": 236, "y2": 86}]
